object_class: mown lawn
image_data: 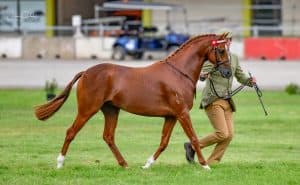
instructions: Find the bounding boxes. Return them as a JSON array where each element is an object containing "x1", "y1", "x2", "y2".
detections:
[{"x1": 0, "y1": 89, "x2": 299, "y2": 185}]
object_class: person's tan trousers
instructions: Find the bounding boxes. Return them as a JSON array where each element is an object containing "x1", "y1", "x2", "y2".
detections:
[{"x1": 199, "y1": 99, "x2": 234, "y2": 164}]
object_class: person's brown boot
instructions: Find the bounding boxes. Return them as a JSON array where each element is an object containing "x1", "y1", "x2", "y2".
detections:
[{"x1": 184, "y1": 142, "x2": 195, "y2": 163}]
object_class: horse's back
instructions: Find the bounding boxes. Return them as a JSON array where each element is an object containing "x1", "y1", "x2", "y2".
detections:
[{"x1": 85, "y1": 62, "x2": 163, "y2": 81}]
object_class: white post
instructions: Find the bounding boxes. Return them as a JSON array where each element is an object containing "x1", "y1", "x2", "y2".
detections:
[{"x1": 72, "y1": 15, "x2": 83, "y2": 38}]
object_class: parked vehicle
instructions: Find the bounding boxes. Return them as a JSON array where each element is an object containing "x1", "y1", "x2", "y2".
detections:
[
  {"x1": 112, "y1": 21, "x2": 189, "y2": 60},
  {"x1": 102, "y1": 1, "x2": 190, "y2": 60}
]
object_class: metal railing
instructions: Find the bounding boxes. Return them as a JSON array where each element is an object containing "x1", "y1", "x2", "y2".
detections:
[
  {"x1": 2, "y1": 24, "x2": 300, "y2": 39},
  {"x1": 0, "y1": 2, "x2": 299, "y2": 38}
]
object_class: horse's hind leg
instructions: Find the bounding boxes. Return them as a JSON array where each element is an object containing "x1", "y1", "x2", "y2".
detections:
[
  {"x1": 101, "y1": 103, "x2": 128, "y2": 167},
  {"x1": 57, "y1": 111, "x2": 96, "y2": 168},
  {"x1": 142, "y1": 116, "x2": 177, "y2": 169},
  {"x1": 57, "y1": 80, "x2": 101, "y2": 169}
]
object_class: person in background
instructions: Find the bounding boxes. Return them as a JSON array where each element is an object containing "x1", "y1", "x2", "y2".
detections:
[{"x1": 184, "y1": 29, "x2": 256, "y2": 165}]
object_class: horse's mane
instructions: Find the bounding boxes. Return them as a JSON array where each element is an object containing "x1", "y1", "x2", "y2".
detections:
[{"x1": 163, "y1": 34, "x2": 216, "y2": 61}]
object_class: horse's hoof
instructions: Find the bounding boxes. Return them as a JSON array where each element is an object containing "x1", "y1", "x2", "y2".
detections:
[
  {"x1": 202, "y1": 165, "x2": 211, "y2": 171},
  {"x1": 57, "y1": 153, "x2": 65, "y2": 169},
  {"x1": 142, "y1": 156, "x2": 155, "y2": 169},
  {"x1": 119, "y1": 161, "x2": 128, "y2": 168},
  {"x1": 141, "y1": 165, "x2": 149, "y2": 169}
]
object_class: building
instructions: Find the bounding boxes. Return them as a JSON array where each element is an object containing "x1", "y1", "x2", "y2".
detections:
[
  {"x1": 0, "y1": 0, "x2": 299, "y2": 37},
  {"x1": 1, "y1": 0, "x2": 300, "y2": 60}
]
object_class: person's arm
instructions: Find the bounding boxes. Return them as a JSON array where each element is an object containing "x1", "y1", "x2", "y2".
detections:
[
  {"x1": 234, "y1": 55, "x2": 255, "y2": 86},
  {"x1": 199, "y1": 61, "x2": 214, "y2": 81}
]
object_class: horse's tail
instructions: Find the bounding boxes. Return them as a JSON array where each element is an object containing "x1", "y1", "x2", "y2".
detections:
[{"x1": 34, "y1": 71, "x2": 84, "y2": 121}]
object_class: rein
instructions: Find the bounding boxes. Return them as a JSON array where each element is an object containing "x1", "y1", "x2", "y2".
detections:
[
  {"x1": 208, "y1": 42, "x2": 246, "y2": 99},
  {"x1": 208, "y1": 77, "x2": 249, "y2": 99},
  {"x1": 164, "y1": 61, "x2": 197, "y2": 98}
]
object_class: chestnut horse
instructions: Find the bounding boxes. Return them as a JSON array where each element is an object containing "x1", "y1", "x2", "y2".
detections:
[{"x1": 35, "y1": 33, "x2": 231, "y2": 170}]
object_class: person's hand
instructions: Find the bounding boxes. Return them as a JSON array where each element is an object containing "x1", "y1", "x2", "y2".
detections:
[
  {"x1": 249, "y1": 76, "x2": 256, "y2": 86},
  {"x1": 199, "y1": 72, "x2": 209, "y2": 81}
]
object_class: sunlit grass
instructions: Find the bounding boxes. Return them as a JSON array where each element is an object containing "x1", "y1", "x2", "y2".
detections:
[{"x1": 0, "y1": 89, "x2": 299, "y2": 185}]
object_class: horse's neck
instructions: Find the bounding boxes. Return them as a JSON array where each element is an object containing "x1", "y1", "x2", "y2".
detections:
[{"x1": 168, "y1": 39, "x2": 208, "y2": 84}]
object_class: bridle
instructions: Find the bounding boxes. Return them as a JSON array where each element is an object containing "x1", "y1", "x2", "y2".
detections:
[
  {"x1": 211, "y1": 39, "x2": 230, "y2": 71},
  {"x1": 208, "y1": 40, "x2": 249, "y2": 99},
  {"x1": 207, "y1": 39, "x2": 249, "y2": 99}
]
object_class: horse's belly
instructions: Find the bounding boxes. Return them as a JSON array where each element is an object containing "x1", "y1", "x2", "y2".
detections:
[
  {"x1": 121, "y1": 106, "x2": 171, "y2": 117},
  {"x1": 113, "y1": 94, "x2": 172, "y2": 116}
]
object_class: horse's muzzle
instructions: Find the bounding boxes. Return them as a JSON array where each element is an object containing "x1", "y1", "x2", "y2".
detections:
[{"x1": 219, "y1": 67, "x2": 232, "y2": 79}]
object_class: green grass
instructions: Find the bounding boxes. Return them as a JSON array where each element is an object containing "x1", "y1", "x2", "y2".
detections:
[{"x1": 0, "y1": 89, "x2": 299, "y2": 185}]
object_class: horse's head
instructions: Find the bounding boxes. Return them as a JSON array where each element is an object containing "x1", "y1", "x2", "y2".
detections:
[{"x1": 206, "y1": 33, "x2": 232, "y2": 78}]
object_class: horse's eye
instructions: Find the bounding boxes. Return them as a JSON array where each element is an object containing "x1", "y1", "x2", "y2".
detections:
[{"x1": 219, "y1": 49, "x2": 225, "y2": 55}]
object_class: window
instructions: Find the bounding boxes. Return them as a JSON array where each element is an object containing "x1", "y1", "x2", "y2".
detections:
[
  {"x1": 0, "y1": 0, "x2": 45, "y2": 32},
  {"x1": 251, "y1": 0, "x2": 282, "y2": 36}
]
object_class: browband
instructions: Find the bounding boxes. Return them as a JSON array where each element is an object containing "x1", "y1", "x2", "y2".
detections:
[{"x1": 211, "y1": 39, "x2": 227, "y2": 46}]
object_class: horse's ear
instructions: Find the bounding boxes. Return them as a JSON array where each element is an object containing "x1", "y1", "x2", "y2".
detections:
[
  {"x1": 216, "y1": 32, "x2": 228, "y2": 40},
  {"x1": 222, "y1": 32, "x2": 229, "y2": 39}
]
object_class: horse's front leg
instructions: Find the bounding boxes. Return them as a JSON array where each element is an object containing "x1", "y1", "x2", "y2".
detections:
[
  {"x1": 142, "y1": 116, "x2": 177, "y2": 169},
  {"x1": 102, "y1": 104, "x2": 128, "y2": 168},
  {"x1": 177, "y1": 110, "x2": 211, "y2": 170}
]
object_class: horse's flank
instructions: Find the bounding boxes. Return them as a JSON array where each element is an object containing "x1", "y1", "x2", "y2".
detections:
[{"x1": 85, "y1": 61, "x2": 195, "y2": 116}]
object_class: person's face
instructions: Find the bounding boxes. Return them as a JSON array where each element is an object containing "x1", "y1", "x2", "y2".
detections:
[{"x1": 226, "y1": 38, "x2": 232, "y2": 50}]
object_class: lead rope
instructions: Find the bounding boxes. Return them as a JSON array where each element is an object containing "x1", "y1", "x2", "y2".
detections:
[
  {"x1": 209, "y1": 74, "x2": 250, "y2": 99},
  {"x1": 208, "y1": 52, "x2": 249, "y2": 99}
]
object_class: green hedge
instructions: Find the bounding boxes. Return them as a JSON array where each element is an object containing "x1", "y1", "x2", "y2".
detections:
[{"x1": 285, "y1": 83, "x2": 300, "y2": 95}]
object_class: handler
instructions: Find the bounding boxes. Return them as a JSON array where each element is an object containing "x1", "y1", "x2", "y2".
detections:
[{"x1": 184, "y1": 29, "x2": 256, "y2": 165}]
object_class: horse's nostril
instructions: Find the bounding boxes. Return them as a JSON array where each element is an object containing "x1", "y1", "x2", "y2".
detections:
[
  {"x1": 225, "y1": 70, "x2": 232, "y2": 78},
  {"x1": 219, "y1": 67, "x2": 232, "y2": 78}
]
